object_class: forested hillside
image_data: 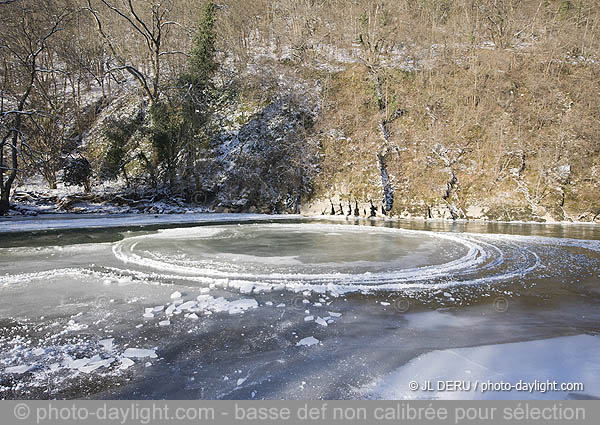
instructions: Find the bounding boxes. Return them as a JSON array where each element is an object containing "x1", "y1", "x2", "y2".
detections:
[{"x1": 1, "y1": 0, "x2": 599, "y2": 221}]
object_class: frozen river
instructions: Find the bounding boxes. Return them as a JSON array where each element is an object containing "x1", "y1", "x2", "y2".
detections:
[{"x1": 1, "y1": 215, "x2": 599, "y2": 399}]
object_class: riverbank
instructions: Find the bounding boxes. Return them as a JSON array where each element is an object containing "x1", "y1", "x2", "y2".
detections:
[
  {"x1": 0, "y1": 213, "x2": 301, "y2": 234},
  {"x1": 1, "y1": 211, "x2": 599, "y2": 241}
]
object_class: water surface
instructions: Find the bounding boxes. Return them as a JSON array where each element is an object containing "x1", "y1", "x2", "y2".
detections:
[{"x1": 1, "y1": 217, "x2": 599, "y2": 399}]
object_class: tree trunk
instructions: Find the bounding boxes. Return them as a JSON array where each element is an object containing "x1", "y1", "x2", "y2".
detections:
[
  {"x1": 0, "y1": 198, "x2": 8, "y2": 215},
  {"x1": 45, "y1": 171, "x2": 57, "y2": 190},
  {"x1": 1, "y1": 125, "x2": 20, "y2": 215},
  {"x1": 373, "y1": 75, "x2": 394, "y2": 212},
  {"x1": 442, "y1": 169, "x2": 463, "y2": 220}
]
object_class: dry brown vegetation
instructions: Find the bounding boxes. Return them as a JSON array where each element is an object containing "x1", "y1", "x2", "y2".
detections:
[
  {"x1": 1, "y1": 0, "x2": 599, "y2": 220},
  {"x1": 317, "y1": 53, "x2": 600, "y2": 220},
  {"x1": 241, "y1": 0, "x2": 600, "y2": 221}
]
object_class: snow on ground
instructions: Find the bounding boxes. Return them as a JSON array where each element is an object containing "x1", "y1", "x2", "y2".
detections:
[{"x1": 362, "y1": 334, "x2": 600, "y2": 400}]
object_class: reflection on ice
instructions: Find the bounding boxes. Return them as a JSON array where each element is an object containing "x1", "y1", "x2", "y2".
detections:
[
  {"x1": 362, "y1": 335, "x2": 600, "y2": 400},
  {"x1": 403, "y1": 310, "x2": 482, "y2": 330}
]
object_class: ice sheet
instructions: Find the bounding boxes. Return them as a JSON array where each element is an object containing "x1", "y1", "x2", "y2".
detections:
[{"x1": 362, "y1": 335, "x2": 600, "y2": 400}]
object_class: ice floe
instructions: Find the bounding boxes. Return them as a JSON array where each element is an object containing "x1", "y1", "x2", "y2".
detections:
[
  {"x1": 296, "y1": 337, "x2": 320, "y2": 347},
  {"x1": 315, "y1": 317, "x2": 328, "y2": 327},
  {"x1": 122, "y1": 348, "x2": 157, "y2": 359}
]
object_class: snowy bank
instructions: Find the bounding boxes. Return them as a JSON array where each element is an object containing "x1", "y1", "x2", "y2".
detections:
[{"x1": 0, "y1": 213, "x2": 301, "y2": 234}]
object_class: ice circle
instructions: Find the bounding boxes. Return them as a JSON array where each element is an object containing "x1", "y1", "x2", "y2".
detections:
[{"x1": 112, "y1": 223, "x2": 542, "y2": 294}]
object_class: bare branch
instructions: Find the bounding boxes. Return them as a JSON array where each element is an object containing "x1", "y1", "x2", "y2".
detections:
[
  {"x1": 127, "y1": 0, "x2": 155, "y2": 42},
  {"x1": 99, "y1": 0, "x2": 149, "y2": 42},
  {"x1": 160, "y1": 21, "x2": 180, "y2": 29},
  {"x1": 158, "y1": 50, "x2": 189, "y2": 57},
  {"x1": 104, "y1": 65, "x2": 152, "y2": 98}
]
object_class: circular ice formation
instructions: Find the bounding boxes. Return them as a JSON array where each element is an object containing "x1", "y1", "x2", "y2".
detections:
[{"x1": 112, "y1": 223, "x2": 541, "y2": 294}]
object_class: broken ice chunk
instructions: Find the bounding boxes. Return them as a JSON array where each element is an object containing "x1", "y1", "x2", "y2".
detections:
[
  {"x1": 227, "y1": 299, "x2": 258, "y2": 314},
  {"x1": 5, "y1": 365, "x2": 33, "y2": 374},
  {"x1": 178, "y1": 301, "x2": 197, "y2": 311},
  {"x1": 119, "y1": 358, "x2": 135, "y2": 370},
  {"x1": 315, "y1": 317, "x2": 328, "y2": 327},
  {"x1": 296, "y1": 337, "x2": 320, "y2": 347},
  {"x1": 79, "y1": 358, "x2": 114, "y2": 374},
  {"x1": 99, "y1": 338, "x2": 114, "y2": 352},
  {"x1": 66, "y1": 357, "x2": 91, "y2": 369},
  {"x1": 122, "y1": 348, "x2": 157, "y2": 359}
]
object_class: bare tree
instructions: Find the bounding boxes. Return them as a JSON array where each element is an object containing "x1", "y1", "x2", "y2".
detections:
[
  {"x1": 84, "y1": 0, "x2": 185, "y2": 104},
  {"x1": 357, "y1": 2, "x2": 400, "y2": 213},
  {"x1": 431, "y1": 142, "x2": 472, "y2": 220},
  {"x1": 479, "y1": 0, "x2": 523, "y2": 49},
  {"x1": 0, "y1": 0, "x2": 73, "y2": 213}
]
